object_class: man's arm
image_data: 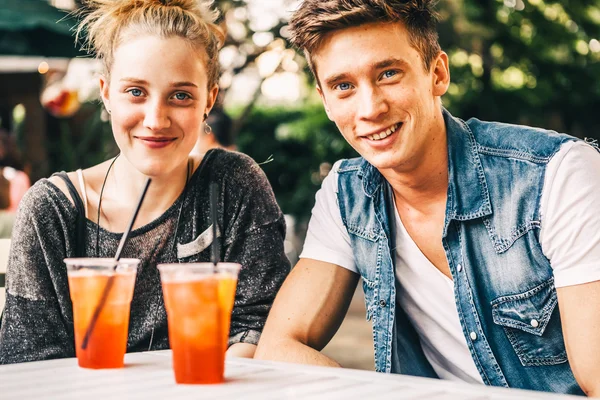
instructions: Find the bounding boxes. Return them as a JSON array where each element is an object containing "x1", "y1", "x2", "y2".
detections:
[
  {"x1": 254, "y1": 258, "x2": 360, "y2": 367},
  {"x1": 538, "y1": 143, "x2": 600, "y2": 396},
  {"x1": 557, "y1": 283, "x2": 600, "y2": 397}
]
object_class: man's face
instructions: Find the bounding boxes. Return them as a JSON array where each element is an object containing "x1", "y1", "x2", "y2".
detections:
[{"x1": 314, "y1": 22, "x2": 449, "y2": 173}]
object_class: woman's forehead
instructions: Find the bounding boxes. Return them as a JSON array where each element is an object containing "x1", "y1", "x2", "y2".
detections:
[{"x1": 110, "y1": 35, "x2": 209, "y2": 84}]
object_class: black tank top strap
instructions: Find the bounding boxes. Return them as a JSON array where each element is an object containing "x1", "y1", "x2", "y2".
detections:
[{"x1": 52, "y1": 172, "x2": 86, "y2": 257}]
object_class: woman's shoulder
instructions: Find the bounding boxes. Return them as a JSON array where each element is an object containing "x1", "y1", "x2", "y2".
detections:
[
  {"x1": 46, "y1": 160, "x2": 113, "y2": 208},
  {"x1": 17, "y1": 177, "x2": 77, "y2": 220},
  {"x1": 205, "y1": 149, "x2": 268, "y2": 184},
  {"x1": 206, "y1": 148, "x2": 259, "y2": 170}
]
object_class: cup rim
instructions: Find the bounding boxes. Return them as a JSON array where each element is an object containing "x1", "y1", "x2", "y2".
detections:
[
  {"x1": 157, "y1": 262, "x2": 241, "y2": 273},
  {"x1": 64, "y1": 258, "x2": 141, "y2": 268}
]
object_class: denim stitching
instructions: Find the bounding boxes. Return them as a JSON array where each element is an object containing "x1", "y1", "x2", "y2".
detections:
[
  {"x1": 454, "y1": 225, "x2": 508, "y2": 385},
  {"x1": 476, "y1": 145, "x2": 552, "y2": 163},
  {"x1": 503, "y1": 325, "x2": 567, "y2": 366},
  {"x1": 346, "y1": 224, "x2": 380, "y2": 241},
  {"x1": 483, "y1": 218, "x2": 540, "y2": 254}
]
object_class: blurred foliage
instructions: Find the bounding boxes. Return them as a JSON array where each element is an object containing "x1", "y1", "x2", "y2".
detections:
[
  {"x1": 45, "y1": 104, "x2": 118, "y2": 173},
  {"x1": 235, "y1": 103, "x2": 356, "y2": 223},
  {"x1": 233, "y1": 0, "x2": 600, "y2": 223},
  {"x1": 35, "y1": 0, "x2": 600, "y2": 225},
  {"x1": 436, "y1": 0, "x2": 600, "y2": 138}
]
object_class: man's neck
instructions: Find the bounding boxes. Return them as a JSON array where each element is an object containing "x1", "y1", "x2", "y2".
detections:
[{"x1": 380, "y1": 133, "x2": 449, "y2": 214}]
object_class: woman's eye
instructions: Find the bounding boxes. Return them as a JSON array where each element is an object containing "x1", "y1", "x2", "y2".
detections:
[
  {"x1": 128, "y1": 88, "x2": 143, "y2": 97},
  {"x1": 174, "y1": 92, "x2": 190, "y2": 101}
]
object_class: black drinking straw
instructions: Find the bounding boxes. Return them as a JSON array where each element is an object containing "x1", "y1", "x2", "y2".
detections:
[
  {"x1": 81, "y1": 177, "x2": 152, "y2": 350},
  {"x1": 210, "y1": 182, "x2": 220, "y2": 267}
]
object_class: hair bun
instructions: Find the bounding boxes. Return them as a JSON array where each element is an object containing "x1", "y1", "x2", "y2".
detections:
[{"x1": 76, "y1": 0, "x2": 223, "y2": 87}]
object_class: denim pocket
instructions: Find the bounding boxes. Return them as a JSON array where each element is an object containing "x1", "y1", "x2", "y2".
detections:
[
  {"x1": 345, "y1": 225, "x2": 381, "y2": 322},
  {"x1": 491, "y1": 278, "x2": 567, "y2": 366}
]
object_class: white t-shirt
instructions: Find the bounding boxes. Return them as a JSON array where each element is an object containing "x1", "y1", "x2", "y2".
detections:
[{"x1": 300, "y1": 140, "x2": 600, "y2": 383}]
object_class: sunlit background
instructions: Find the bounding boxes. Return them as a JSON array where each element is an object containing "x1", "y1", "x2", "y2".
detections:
[
  {"x1": 0, "y1": 0, "x2": 599, "y2": 371},
  {"x1": 1, "y1": 0, "x2": 599, "y2": 225}
]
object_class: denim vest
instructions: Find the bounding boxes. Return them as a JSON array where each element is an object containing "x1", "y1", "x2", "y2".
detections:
[{"x1": 336, "y1": 110, "x2": 593, "y2": 395}]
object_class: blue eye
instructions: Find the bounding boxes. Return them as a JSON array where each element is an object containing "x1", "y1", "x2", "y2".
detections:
[
  {"x1": 336, "y1": 82, "x2": 352, "y2": 91},
  {"x1": 128, "y1": 88, "x2": 142, "y2": 97},
  {"x1": 174, "y1": 92, "x2": 190, "y2": 101},
  {"x1": 382, "y1": 70, "x2": 398, "y2": 79}
]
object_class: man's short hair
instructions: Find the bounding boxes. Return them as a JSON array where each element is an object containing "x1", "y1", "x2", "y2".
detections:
[{"x1": 289, "y1": 0, "x2": 441, "y2": 80}]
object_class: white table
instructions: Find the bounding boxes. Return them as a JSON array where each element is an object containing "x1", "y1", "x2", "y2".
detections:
[{"x1": 0, "y1": 351, "x2": 581, "y2": 399}]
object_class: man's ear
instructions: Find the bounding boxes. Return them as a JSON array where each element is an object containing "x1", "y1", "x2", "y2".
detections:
[
  {"x1": 99, "y1": 74, "x2": 110, "y2": 112},
  {"x1": 431, "y1": 51, "x2": 450, "y2": 97},
  {"x1": 316, "y1": 85, "x2": 333, "y2": 121}
]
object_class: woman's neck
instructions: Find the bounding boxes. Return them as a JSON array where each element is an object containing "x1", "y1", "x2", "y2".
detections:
[{"x1": 98, "y1": 156, "x2": 192, "y2": 231}]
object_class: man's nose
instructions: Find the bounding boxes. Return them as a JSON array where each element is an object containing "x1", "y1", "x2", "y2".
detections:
[{"x1": 357, "y1": 86, "x2": 389, "y2": 121}]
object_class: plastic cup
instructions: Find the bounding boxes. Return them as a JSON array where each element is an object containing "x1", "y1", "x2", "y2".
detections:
[
  {"x1": 158, "y1": 262, "x2": 240, "y2": 384},
  {"x1": 65, "y1": 258, "x2": 139, "y2": 369}
]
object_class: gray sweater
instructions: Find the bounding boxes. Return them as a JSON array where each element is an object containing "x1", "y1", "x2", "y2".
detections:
[{"x1": 0, "y1": 149, "x2": 290, "y2": 364}]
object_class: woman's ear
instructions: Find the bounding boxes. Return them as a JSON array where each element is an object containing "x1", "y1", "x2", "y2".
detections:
[
  {"x1": 99, "y1": 74, "x2": 110, "y2": 113},
  {"x1": 204, "y1": 84, "x2": 219, "y2": 116}
]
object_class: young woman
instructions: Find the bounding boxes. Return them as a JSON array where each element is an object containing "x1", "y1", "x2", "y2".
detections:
[{"x1": 0, "y1": 0, "x2": 290, "y2": 364}]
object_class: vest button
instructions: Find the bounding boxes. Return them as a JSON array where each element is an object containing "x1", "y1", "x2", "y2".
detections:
[
  {"x1": 379, "y1": 299, "x2": 386, "y2": 307},
  {"x1": 530, "y1": 319, "x2": 539, "y2": 328},
  {"x1": 470, "y1": 332, "x2": 477, "y2": 341},
  {"x1": 457, "y1": 264, "x2": 463, "y2": 272}
]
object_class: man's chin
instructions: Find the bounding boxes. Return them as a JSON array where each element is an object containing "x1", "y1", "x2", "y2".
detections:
[{"x1": 361, "y1": 152, "x2": 401, "y2": 170}]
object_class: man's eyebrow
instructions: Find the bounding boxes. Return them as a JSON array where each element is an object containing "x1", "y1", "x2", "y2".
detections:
[
  {"x1": 170, "y1": 81, "x2": 198, "y2": 88},
  {"x1": 372, "y1": 57, "x2": 409, "y2": 70},
  {"x1": 324, "y1": 73, "x2": 350, "y2": 87},
  {"x1": 322, "y1": 58, "x2": 409, "y2": 87}
]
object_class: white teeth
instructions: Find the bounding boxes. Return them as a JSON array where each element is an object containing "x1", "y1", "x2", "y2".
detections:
[{"x1": 367, "y1": 124, "x2": 398, "y2": 141}]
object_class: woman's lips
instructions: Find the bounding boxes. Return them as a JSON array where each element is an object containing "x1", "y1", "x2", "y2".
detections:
[{"x1": 135, "y1": 136, "x2": 177, "y2": 149}]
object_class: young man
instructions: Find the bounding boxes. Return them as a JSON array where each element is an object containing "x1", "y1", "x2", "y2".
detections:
[{"x1": 254, "y1": 0, "x2": 600, "y2": 396}]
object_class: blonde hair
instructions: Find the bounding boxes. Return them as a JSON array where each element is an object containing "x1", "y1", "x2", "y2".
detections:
[{"x1": 76, "y1": 0, "x2": 225, "y2": 88}]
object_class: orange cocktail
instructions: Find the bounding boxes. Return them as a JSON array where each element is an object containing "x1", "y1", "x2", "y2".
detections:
[
  {"x1": 65, "y1": 258, "x2": 139, "y2": 369},
  {"x1": 158, "y1": 263, "x2": 240, "y2": 384},
  {"x1": 217, "y1": 265, "x2": 239, "y2": 350}
]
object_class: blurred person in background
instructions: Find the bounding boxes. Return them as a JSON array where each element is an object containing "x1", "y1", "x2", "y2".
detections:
[
  {"x1": 0, "y1": 168, "x2": 15, "y2": 238},
  {"x1": 190, "y1": 105, "x2": 237, "y2": 156},
  {"x1": 0, "y1": 129, "x2": 31, "y2": 212},
  {"x1": 189, "y1": 107, "x2": 305, "y2": 266}
]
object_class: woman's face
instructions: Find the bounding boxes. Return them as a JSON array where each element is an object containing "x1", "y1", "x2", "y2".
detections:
[{"x1": 100, "y1": 35, "x2": 218, "y2": 178}]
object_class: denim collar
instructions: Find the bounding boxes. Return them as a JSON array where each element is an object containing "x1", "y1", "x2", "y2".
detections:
[
  {"x1": 443, "y1": 109, "x2": 492, "y2": 234},
  {"x1": 356, "y1": 109, "x2": 492, "y2": 235}
]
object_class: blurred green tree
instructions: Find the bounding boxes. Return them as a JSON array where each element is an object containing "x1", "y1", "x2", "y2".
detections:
[
  {"x1": 36, "y1": 0, "x2": 600, "y2": 225},
  {"x1": 231, "y1": 0, "x2": 600, "y2": 224},
  {"x1": 437, "y1": 0, "x2": 600, "y2": 138}
]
